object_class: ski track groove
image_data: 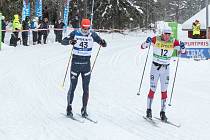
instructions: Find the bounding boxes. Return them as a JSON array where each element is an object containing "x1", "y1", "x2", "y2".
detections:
[{"x1": 1, "y1": 32, "x2": 210, "y2": 140}]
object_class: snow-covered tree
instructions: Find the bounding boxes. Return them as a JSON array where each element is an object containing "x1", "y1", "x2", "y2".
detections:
[{"x1": 0, "y1": 0, "x2": 209, "y2": 29}]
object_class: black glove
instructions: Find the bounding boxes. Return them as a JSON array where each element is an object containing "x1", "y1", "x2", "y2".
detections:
[
  {"x1": 100, "y1": 39, "x2": 107, "y2": 47},
  {"x1": 70, "y1": 39, "x2": 77, "y2": 45},
  {"x1": 146, "y1": 37, "x2": 152, "y2": 43},
  {"x1": 61, "y1": 37, "x2": 70, "y2": 45},
  {"x1": 180, "y1": 41, "x2": 185, "y2": 49}
]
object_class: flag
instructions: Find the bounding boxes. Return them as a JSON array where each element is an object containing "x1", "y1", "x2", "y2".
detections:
[
  {"x1": 35, "y1": 0, "x2": 42, "y2": 19},
  {"x1": 63, "y1": 0, "x2": 71, "y2": 32},
  {"x1": 22, "y1": 0, "x2": 31, "y2": 21}
]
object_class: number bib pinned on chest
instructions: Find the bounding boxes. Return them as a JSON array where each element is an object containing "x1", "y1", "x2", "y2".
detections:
[
  {"x1": 153, "y1": 37, "x2": 175, "y2": 64},
  {"x1": 73, "y1": 35, "x2": 94, "y2": 56}
]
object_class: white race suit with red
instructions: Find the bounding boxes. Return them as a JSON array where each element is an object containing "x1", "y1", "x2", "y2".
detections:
[{"x1": 141, "y1": 36, "x2": 185, "y2": 112}]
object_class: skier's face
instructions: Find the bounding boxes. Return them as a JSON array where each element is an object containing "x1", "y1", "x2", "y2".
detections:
[
  {"x1": 81, "y1": 27, "x2": 90, "y2": 33},
  {"x1": 162, "y1": 33, "x2": 171, "y2": 41}
]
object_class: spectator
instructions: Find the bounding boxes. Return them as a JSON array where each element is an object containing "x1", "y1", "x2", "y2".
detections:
[
  {"x1": 54, "y1": 18, "x2": 65, "y2": 43},
  {"x1": 38, "y1": 17, "x2": 49, "y2": 44},
  {"x1": 1, "y1": 15, "x2": 7, "y2": 43},
  {"x1": 31, "y1": 17, "x2": 39, "y2": 45},
  {"x1": 71, "y1": 15, "x2": 79, "y2": 29},
  {"x1": 22, "y1": 16, "x2": 30, "y2": 46},
  {"x1": 192, "y1": 20, "x2": 201, "y2": 39},
  {"x1": 10, "y1": 14, "x2": 21, "y2": 47}
]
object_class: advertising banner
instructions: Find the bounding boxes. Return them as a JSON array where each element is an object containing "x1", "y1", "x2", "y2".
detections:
[
  {"x1": 180, "y1": 39, "x2": 210, "y2": 59},
  {"x1": 35, "y1": 0, "x2": 42, "y2": 19},
  {"x1": 22, "y1": 0, "x2": 31, "y2": 21},
  {"x1": 64, "y1": 0, "x2": 70, "y2": 32}
]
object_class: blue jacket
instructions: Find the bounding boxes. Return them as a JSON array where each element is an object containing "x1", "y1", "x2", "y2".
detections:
[{"x1": 62, "y1": 29, "x2": 103, "y2": 45}]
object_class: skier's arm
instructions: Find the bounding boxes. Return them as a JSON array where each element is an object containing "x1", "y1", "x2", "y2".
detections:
[
  {"x1": 61, "y1": 30, "x2": 76, "y2": 45},
  {"x1": 91, "y1": 32, "x2": 107, "y2": 47},
  {"x1": 141, "y1": 37, "x2": 156, "y2": 49}
]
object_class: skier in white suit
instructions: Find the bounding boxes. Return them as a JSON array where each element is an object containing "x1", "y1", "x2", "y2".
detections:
[{"x1": 141, "y1": 26, "x2": 186, "y2": 121}]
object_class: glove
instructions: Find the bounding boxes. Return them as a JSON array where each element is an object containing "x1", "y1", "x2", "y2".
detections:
[
  {"x1": 70, "y1": 39, "x2": 77, "y2": 45},
  {"x1": 146, "y1": 37, "x2": 152, "y2": 43},
  {"x1": 180, "y1": 41, "x2": 185, "y2": 49},
  {"x1": 61, "y1": 37, "x2": 70, "y2": 45},
  {"x1": 100, "y1": 39, "x2": 107, "y2": 47}
]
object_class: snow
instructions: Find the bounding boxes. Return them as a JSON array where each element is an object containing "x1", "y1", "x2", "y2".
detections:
[{"x1": 0, "y1": 28, "x2": 210, "y2": 140}]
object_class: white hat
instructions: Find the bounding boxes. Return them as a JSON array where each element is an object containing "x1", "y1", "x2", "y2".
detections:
[
  {"x1": 2, "y1": 16, "x2": 5, "y2": 20},
  {"x1": 162, "y1": 26, "x2": 172, "y2": 34}
]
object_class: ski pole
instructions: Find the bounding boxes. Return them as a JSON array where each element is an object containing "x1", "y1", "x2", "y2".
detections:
[
  {"x1": 61, "y1": 47, "x2": 73, "y2": 88},
  {"x1": 137, "y1": 43, "x2": 151, "y2": 95},
  {"x1": 90, "y1": 0, "x2": 95, "y2": 26},
  {"x1": 91, "y1": 45, "x2": 102, "y2": 73},
  {"x1": 168, "y1": 56, "x2": 180, "y2": 106}
]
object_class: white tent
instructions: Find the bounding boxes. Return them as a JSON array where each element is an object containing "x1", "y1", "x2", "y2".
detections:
[{"x1": 182, "y1": 5, "x2": 210, "y2": 30}]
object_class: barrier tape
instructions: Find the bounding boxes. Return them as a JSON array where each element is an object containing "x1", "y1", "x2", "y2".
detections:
[{"x1": 1, "y1": 27, "x2": 126, "y2": 33}]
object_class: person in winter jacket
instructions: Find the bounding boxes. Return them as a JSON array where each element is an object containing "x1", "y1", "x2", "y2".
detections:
[
  {"x1": 38, "y1": 17, "x2": 49, "y2": 44},
  {"x1": 1, "y1": 16, "x2": 7, "y2": 43},
  {"x1": 140, "y1": 26, "x2": 186, "y2": 121},
  {"x1": 62, "y1": 18, "x2": 107, "y2": 117},
  {"x1": 10, "y1": 14, "x2": 21, "y2": 47},
  {"x1": 192, "y1": 20, "x2": 201, "y2": 39},
  {"x1": 31, "y1": 17, "x2": 39, "y2": 45},
  {"x1": 22, "y1": 16, "x2": 30, "y2": 46},
  {"x1": 54, "y1": 18, "x2": 65, "y2": 43}
]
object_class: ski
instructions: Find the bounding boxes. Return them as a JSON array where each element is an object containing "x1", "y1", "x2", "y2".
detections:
[
  {"x1": 143, "y1": 116, "x2": 159, "y2": 127},
  {"x1": 61, "y1": 113, "x2": 84, "y2": 123},
  {"x1": 77, "y1": 113, "x2": 98, "y2": 124},
  {"x1": 154, "y1": 117, "x2": 181, "y2": 128}
]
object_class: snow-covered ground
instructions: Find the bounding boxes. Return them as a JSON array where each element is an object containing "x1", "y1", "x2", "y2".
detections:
[{"x1": 0, "y1": 29, "x2": 210, "y2": 140}]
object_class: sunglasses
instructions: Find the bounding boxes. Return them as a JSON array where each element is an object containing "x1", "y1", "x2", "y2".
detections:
[
  {"x1": 82, "y1": 27, "x2": 90, "y2": 30},
  {"x1": 164, "y1": 33, "x2": 171, "y2": 35}
]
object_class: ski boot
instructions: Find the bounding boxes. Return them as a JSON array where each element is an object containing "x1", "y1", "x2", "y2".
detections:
[
  {"x1": 66, "y1": 105, "x2": 73, "y2": 117},
  {"x1": 81, "y1": 107, "x2": 88, "y2": 117},
  {"x1": 160, "y1": 111, "x2": 168, "y2": 122},
  {"x1": 146, "y1": 109, "x2": 152, "y2": 119}
]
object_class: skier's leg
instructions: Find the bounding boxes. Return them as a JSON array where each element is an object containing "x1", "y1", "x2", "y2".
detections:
[
  {"x1": 66, "y1": 70, "x2": 78, "y2": 117},
  {"x1": 81, "y1": 72, "x2": 91, "y2": 107},
  {"x1": 81, "y1": 70, "x2": 90, "y2": 117},
  {"x1": 147, "y1": 63, "x2": 160, "y2": 110},
  {"x1": 67, "y1": 72, "x2": 79, "y2": 106},
  {"x1": 160, "y1": 66, "x2": 170, "y2": 112},
  {"x1": 81, "y1": 62, "x2": 91, "y2": 109},
  {"x1": 67, "y1": 62, "x2": 79, "y2": 106}
]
